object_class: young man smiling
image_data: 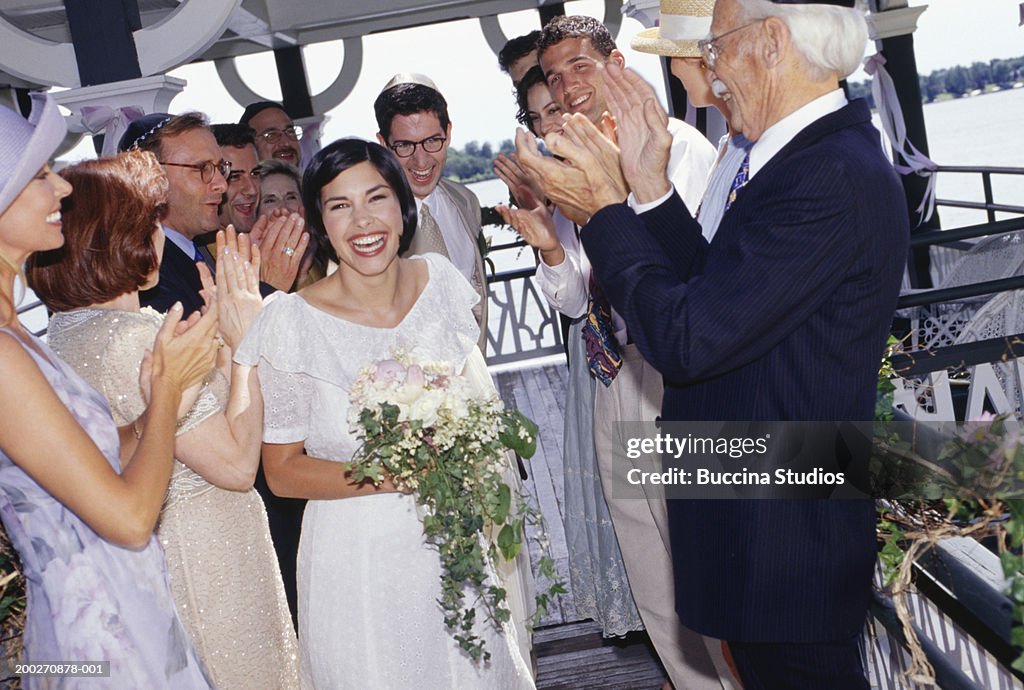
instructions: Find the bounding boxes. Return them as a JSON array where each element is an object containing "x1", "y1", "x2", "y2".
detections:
[
  {"x1": 532, "y1": 14, "x2": 729, "y2": 690},
  {"x1": 374, "y1": 73, "x2": 488, "y2": 352}
]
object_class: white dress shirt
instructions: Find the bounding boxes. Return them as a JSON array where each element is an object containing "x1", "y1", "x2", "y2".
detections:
[
  {"x1": 748, "y1": 89, "x2": 847, "y2": 178},
  {"x1": 536, "y1": 118, "x2": 717, "y2": 343},
  {"x1": 635, "y1": 89, "x2": 849, "y2": 214},
  {"x1": 419, "y1": 188, "x2": 477, "y2": 283}
]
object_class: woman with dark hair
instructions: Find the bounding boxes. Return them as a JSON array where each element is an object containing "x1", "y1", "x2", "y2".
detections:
[
  {"x1": 0, "y1": 96, "x2": 216, "y2": 688},
  {"x1": 235, "y1": 138, "x2": 534, "y2": 689},
  {"x1": 514, "y1": 65, "x2": 564, "y2": 138},
  {"x1": 497, "y1": 65, "x2": 650, "y2": 645},
  {"x1": 30, "y1": 151, "x2": 302, "y2": 689}
]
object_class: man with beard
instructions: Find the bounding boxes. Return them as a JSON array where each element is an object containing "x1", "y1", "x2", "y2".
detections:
[{"x1": 240, "y1": 101, "x2": 302, "y2": 168}]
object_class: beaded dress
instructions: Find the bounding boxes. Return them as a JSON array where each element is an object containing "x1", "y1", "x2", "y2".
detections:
[
  {"x1": 235, "y1": 254, "x2": 535, "y2": 689},
  {"x1": 0, "y1": 327, "x2": 212, "y2": 689},
  {"x1": 48, "y1": 308, "x2": 302, "y2": 690}
]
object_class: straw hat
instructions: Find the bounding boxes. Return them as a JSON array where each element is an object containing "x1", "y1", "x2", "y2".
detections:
[
  {"x1": 631, "y1": 0, "x2": 716, "y2": 59},
  {"x1": 0, "y1": 93, "x2": 67, "y2": 217}
]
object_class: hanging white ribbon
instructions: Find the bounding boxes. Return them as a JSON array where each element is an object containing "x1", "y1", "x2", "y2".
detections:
[
  {"x1": 80, "y1": 105, "x2": 145, "y2": 158},
  {"x1": 298, "y1": 119, "x2": 325, "y2": 173},
  {"x1": 863, "y1": 53, "x2": 938, "y2": 224}
]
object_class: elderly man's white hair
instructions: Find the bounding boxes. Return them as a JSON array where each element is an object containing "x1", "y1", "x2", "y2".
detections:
[{"x1": 735, "y1": 0, "x2": 868, "y2": 80}]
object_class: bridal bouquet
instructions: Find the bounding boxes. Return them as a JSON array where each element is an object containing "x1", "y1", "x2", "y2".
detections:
[{"x1": 346, "y1": 352, "x2": 555, "y2": 661}]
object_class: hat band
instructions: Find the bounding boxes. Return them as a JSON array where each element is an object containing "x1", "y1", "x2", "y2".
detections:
[{"x1": 658, "y1": 14, "x2": 713, "y2": 42}]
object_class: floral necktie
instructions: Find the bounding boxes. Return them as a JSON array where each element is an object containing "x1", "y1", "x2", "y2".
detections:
[{"x1": 582, "y1": 271, "x2": 622, "y2": 386}]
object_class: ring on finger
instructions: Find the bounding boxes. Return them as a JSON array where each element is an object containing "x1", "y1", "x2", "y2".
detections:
[{"x1": 282, "y1": 246, "x2": 295, "y2": 257}]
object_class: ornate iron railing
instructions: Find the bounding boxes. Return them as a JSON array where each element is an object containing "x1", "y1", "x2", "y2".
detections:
[{"x1": 483, "y1": 239, "x2": 565, "y2": 366}]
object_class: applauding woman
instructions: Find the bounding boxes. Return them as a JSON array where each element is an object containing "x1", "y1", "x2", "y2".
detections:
[
  {"x1": 0, "y1": 96, "x2": 216, "y2": 687},
  {"x1": 29, "y1": 151, "x2": 301, "y2": 689}
]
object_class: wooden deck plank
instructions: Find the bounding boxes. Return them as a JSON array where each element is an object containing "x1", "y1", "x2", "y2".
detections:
[
  {"x1": 494, "y1": 362, "x2": 665, "y2": 689},
  {"x1": 496, "y1": 365, "x2": 575, "y2": 625}
]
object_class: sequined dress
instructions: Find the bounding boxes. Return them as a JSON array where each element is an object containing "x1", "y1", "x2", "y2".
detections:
[
  {"x1": 0, "y1": 327, "x2": 212, "y2": 689},
  {"x1": 47, "y1": 308, "x2": 303, "y2": 690},
  {"x1": 235, "y1": 254, "x2": 535, "y2": 690}
]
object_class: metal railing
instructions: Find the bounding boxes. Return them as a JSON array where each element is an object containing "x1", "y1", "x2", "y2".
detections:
[
  {"x1": 483, "y1": 239, "x2": 565, "y2": 366},
  {"x1": 933, "y1": 165, "x2": 1024, "y2": 223}
]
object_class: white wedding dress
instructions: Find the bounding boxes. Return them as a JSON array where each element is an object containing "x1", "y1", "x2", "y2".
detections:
[{"x1": 235, "y1": 254, "x2": 535, "y2": 690}]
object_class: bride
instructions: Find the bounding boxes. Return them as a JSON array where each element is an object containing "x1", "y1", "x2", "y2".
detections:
[{"x1": 235, "y1": 138, "x2": 534, "y2": 689}]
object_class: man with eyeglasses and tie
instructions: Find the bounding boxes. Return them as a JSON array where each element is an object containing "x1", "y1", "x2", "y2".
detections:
[
  {"x1": 240, "y1": 101, "x2": 303, "y2": 168},
  {"x1": 373, "y1": 73, "x2": 489, "y2": 352},
  {"x1": 118, "y1": 112, "x2": 230, "y2": 316}
]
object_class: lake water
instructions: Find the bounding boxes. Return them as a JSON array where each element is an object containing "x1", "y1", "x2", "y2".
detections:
[{"x1": 470, "y1": 86, "x2": 1024, "y2": 274}]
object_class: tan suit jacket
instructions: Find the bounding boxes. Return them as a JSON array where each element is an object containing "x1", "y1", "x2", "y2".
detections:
[{"x1": 404, "y1": 178, "x2": 488, "y2": 353}]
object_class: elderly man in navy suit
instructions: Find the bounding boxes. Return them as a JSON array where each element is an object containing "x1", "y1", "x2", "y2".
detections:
[{"x1": 516, "y1": 0, "x2": 908, "y2": 687}]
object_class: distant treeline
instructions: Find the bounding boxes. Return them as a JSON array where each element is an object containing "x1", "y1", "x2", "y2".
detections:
[
  {"x1": 445, "y1": 55, "x2": 1024, "y2": 183},
  {"x1": 444, "y1": 139, "x2": 515, "y2": 183},
  {"x1": 847, "y1": 54, "x2": 1024, "y2": 107}
]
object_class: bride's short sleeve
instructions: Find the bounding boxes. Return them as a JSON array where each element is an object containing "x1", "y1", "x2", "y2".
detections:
[
  {"x1": 257, "y1": 363, "x2": 312, "y2": 443},
  {"x1": 235, "y1": 294, "x2": 311, "y2": 444}
]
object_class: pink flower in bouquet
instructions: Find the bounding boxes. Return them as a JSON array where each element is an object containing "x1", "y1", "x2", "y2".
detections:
[
  {"x1": 406, "y1": 364, "x2": 425, "y2": 387},
  {"x1": 373, "y1": 359, "x2": 405, "y2": 383}
]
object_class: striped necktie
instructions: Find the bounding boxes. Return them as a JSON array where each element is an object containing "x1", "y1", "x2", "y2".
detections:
[{"x1": 724, "y1": 150, "x2": 751, "y2": 212}]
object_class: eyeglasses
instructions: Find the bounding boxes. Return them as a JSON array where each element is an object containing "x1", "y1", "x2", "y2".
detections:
[
  {"x1": 255, "y1": 126, "x2": 302, "y2": 145},
  {"x1": 698, "y1": 21, "x2": 762, "y2": 71},
  {"x1": 161, "y1": 159, "x2": 232, "y2": 184},
  {"x1": 388, "y1": 136, "x2": 446, "y2": 158}
]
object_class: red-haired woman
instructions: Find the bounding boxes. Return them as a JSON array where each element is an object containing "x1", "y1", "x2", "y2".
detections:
[{"x1": 28, "y1": 151, "x2": 302, "y2": 689}]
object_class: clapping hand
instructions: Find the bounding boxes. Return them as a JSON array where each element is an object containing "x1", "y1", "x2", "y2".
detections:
[
  {"x1": 197, "y1": 227, "x2": 263, "y2": 352},
  {"x1": 140, "y1": 302, "x2": 219, "y2": 406},
  {"x1": 493, "y1": 153, "x2": 545, "y2": 212},
  {"x1": 602, "y1": 62, "x2": 673, "y2": 204},
  {"x1": 495, "y1": 202, "x2": 564, "y2": 267},
  {"x1": 514, "y1": 122, "x2": 626, "y2": 226},
  {"x1": 250, "y1": 210, "x2": 309, "y2": 291}
]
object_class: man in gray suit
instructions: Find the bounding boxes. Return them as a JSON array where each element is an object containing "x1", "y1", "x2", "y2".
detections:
[{"x1": 374, "y1": 74, "x2": 488, "y2": 353}]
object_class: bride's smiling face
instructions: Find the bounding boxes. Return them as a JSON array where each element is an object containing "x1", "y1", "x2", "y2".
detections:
[{"x1": 320, "y1": 161, "x2": 403, "y2": 277}]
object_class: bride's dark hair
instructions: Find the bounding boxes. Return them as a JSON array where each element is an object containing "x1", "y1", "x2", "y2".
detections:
[{"x1": 302, "y1": 138, "x2": 417, "y2": 265}]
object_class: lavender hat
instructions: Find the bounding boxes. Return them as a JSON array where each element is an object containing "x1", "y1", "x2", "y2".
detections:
[{"x1": 0, "y1": 93, "x2": 67, "y2": 217}]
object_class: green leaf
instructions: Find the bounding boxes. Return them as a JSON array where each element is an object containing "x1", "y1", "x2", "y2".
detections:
[
  {"x1": 494, "y1": 483, "x2": 511, "y2": 524},
  {"x1": 500, "y1": 411, "x2": 539, "y2": 458},
  {"x1": 497, "y1": 524, "x2": 521, "y2": 560}
]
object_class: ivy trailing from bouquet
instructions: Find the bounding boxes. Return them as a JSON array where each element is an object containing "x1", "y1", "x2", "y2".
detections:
[{"x1": 346, "y1": 352, "x2": 564, "y2": 662}]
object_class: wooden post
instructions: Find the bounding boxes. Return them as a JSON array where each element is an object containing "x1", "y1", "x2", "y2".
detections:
[
  {"x1": 63, "y1": 0, "x2": 143, "y2": 86},
  {"x1": 273, "y1": 46, "x2": 314, "y2": 120}
]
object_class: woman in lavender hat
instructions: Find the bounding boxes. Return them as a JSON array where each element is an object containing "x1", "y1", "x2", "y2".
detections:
[{"x1": 0, "y1": 93, "x2": 216, "y2": 688}]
